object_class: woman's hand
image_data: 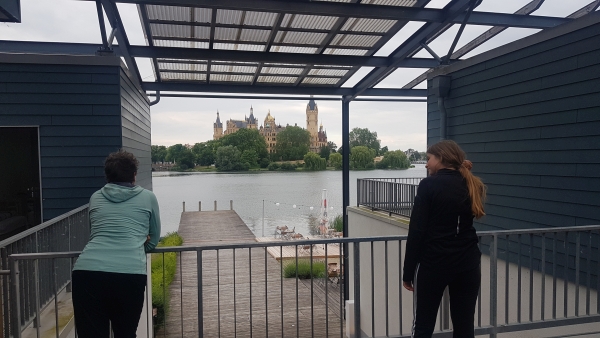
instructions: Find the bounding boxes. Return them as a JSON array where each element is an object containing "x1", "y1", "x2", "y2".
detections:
[
  {"x1": 403, "y1": 281, "x2": 414, "y2": 292},
  {"x1": 146, "y1": 235, "x2": 151, "y2": 243}
]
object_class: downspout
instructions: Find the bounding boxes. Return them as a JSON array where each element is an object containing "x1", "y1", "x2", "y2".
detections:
[
  {"x1": 149, "y1": 91, "x2": 160, "y2": 106},
  {"x1": 432, "y1": 76, "x2": 452, "y2": 140}
]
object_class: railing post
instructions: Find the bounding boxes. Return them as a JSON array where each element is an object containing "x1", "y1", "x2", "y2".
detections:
[
  {"x1": 10, "y1": 257, "x2": 21, "y2": 338},
  {"x1": 490, "y1": 235, "x2": 498, "y2": 338},
  {"x1": 1, "y1": 248, "x2": 8, "y2": 338},
  {"x1": 230, "y1": 200, "x2": 233, "y2": 210},
  {"x1": 182, "y1": 201, "x2": 186, "y2": 212},
  {"x1": 353, "y1": 243, "x2": 361, "y2": 338},
  {"x1": 214, "y1": 201, "x2": 217, "y2": 211},
  {"x1": 197, "y1": 250, "x2": 203, "y2": 338},
  {"x1": 199, "y1": 201, "x2": 201, "y2": 211}
]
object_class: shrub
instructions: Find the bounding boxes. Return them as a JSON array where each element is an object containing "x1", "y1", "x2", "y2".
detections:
[
  {"x1": 151, "y1": 232, "x2": 183, "y2": 331},
  {"x1": 280, "y1": 162, "x2": 296, "y2": 171},
  {"x1": 283, "y1": 259, "x2": 326, "y2": 279},
  {"x1": 259, "y1": 158, "x2": 271, "y2": 168},
  {"x1": 330, "y1": 215, "x2": 343, "y2": 233},
  {"x1": 267, "y1": 162, "x2": 280, "y2": 171}
]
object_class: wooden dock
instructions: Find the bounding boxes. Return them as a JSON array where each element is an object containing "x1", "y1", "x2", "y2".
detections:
[
  {"x1": 255, "y1": 236, "x2": 342, "y2": 262},
  {"x1": 158, "y1": 210, "x2": 345, "y2": 338}
]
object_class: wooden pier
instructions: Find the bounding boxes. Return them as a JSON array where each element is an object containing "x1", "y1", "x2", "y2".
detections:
[{"x1": 158, "y1": 210, "x2": 345, "y2": 338}]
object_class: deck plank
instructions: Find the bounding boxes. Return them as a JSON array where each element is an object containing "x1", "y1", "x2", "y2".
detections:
[{"x1": 156, "y1": 211, "x2": 345, "y2": 338}]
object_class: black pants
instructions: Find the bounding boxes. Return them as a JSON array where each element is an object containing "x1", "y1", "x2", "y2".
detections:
[
  {"x1": 412, "y1": 264, "x2": 480, "y2": 338},
  {"x1": 72, "y1": 270, "x2": 147, "y2": 338}
]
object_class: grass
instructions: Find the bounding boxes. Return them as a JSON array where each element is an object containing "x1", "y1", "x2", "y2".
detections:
[
  {"x1": 151, "y1": 232, "x2": 183, "y2": 331},
  {"x1": 330, "y1": 214, "x2": 343, "y2": 233},
  {"x1": 282, "y1": 259, "x2": 326, "y2": 279}
]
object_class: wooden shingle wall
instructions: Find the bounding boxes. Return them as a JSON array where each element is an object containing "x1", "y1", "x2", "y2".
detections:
[
  {"x1": 0, "y1": 58, "x2": 151, "y2": 221},
  {"x1": 428, "y1": 22, "x2": 600, "y2": 231}
]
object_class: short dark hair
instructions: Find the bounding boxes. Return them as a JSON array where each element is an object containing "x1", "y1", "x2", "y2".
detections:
[{"x1": 104, "y1": 150, "x2": 139, "y2": 183}]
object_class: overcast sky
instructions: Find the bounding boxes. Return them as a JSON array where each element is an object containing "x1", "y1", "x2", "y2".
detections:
[{"x1": 1, "y1": 0, "x2": 594, "y2": 151}]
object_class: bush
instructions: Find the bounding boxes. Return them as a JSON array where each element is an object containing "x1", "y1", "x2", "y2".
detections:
[
  {"x1": 283, "y1": 259, "x2": 326, "y2": 279},
  {"x1": 280, "y1": 162, "x2": 296, "y2": 171},
  {"x1": 259, "y1": 158, "x2": 271, "y2": 168},
  {"x1": 330, "y1": 215, "x2": 343, "y2": 233},
  {"x1": 267, "y1": 162, "x2": 280, "y2": 171},
  {"x1": 151, "y1": 232, "x2": 183, "y2": 331}
]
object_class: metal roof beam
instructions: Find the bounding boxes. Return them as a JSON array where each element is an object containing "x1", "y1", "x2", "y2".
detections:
[
  {"x1": 142, "y1": 81, "x2": 427, "y2": 97},
  {"x1": 0, "y1": 40, "x2": 114, "y2": 55},
  {"x1": 113, "y1": 0, "x2": 571, "y2": 29},
  {"x1": 128, "y1": 45, "x2": 441, "y2": 68}
]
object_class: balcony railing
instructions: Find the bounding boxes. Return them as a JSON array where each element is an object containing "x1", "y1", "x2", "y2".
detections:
[
  {"x1": 7, "y1": 224, "x2": 600, "y2": 338},
  {"x1": 357, "y1": 178, "x2": 423, "y2": 217},
  {"x1": 0, "y1": 204, "x2": 89, "y2": 338}
]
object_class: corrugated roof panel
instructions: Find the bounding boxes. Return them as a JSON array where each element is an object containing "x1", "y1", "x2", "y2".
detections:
[
  {"x1": 147, "y1": 5, "x2": 190, "y2": 22},
  {"x1": 214, "y1": 27, "x2": 240, "y2": 41},
  {"x1": 289, "y1": 15, "x2": 338, "y2": 30},
  {"x1": 257, "y1": 76, "x2": 297, "y2": 84},
  {"x1": 213, "y1": 61, "x2": 258, "y2": 66},
  {"x1": 262, "y1": 67, "x2": 304, "y2": 75},
  {"x1": 331, "y1": 34, "x2": 381, "y2": 47},
  {"x1": 214, "y1": 43, "x2": 265, "y2": 51},
  {"x1": 314, "y1": 64, "x2": 352, "y2": 68},
  {"x1": 161, "y1": 72, "x2": 206, "y2": 81},
  {"x1": 302, "y1": 77, "x2": 339, "y2": 85},
  {"x1": 243, "y1": 11, "x2": 278, "y2": 27},
  {"x1": 239, "y1": 29, "x2": 271, "y2": 43},
  {"x1": 308, "y1": 69, "x2": 348, "y2": 76},
  {"x1": 211, "y1": 64, "x2": 257, "y2": 73},
  {"x1": 216, "y1": 9, "x2": 243, "y2": 25},
  {"x1": 281, "y1": 14, "x2": 293, "y2": 27},
  {"x1": 278, "y1": 31, "x2": 327, "y2": 45},
  {"x1": 151, "y1": 24, "x2": 190, "y2": 39},
  {"x1": 193, "y1": 8, "x2": 212, "y2": 23},
  {"x1": 193, "y1": 26, "x2": 211, "y2": 40},
  {"x1": 155, "y1": 40, "x2": 209, "y2": 48},
  {"x1": 210, "y1": 74, "x2": 254, "y2": 83},
  {"x1": 324, "y1": 48, "x2": 368, "y2": 55},
  {"x1": 159, "y1": 63, "x2": 208, "y2": 72},
  {"x1": 342, "y1": 18, "x2": 397, "y2": 32},
  {"x1": 314, "y1": 0, "x2": 352, "y2": 2},
  {"x1": 363, "y1": 0, "x2": 417, "y2": 6},
  {"x1": 270, "y1": 46, "x2": 318, "y2": 54}
]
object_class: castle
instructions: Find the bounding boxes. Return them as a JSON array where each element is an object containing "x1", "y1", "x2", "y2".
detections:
[{"x1": 213, "y1": 98, "x2": 327, "y2": 154}]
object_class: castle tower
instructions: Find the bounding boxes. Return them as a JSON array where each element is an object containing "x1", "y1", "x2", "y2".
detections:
[
  {"x1": 306, "y1": 97, "x2": 319, "y2": 152},
  {"x1": 247, "y1": 106, "x2": 258, "y2": 129},
  {"x1": 213, "y1": 111, "x2": 223, "y2": 140}
]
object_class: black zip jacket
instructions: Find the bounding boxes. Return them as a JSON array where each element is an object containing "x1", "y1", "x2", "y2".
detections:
[{"x1": 402, "y1": 169, "x2": 481, "y2": 283}]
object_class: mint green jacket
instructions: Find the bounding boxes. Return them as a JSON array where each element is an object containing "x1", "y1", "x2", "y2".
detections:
[{"x1": 73, "y1": 184, "x2": 161, "y2": 275}]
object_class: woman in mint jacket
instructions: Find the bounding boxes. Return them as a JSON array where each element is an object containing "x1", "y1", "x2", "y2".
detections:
[{"x1": 72, "y1": 150, "x2": 161, "y2": 338}]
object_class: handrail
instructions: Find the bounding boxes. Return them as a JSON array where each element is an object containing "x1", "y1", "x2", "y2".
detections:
[{"x1": 0, "y1": 204, "x2": 89, "y2": 248}]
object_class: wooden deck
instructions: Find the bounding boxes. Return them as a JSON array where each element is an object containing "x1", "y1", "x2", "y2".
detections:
[
  {"x1": 157, "y1": 210, "x2": 345, "y2": 338},
  {"x1": 255, "y1": 236, "x2": 342, "y2": 263}
]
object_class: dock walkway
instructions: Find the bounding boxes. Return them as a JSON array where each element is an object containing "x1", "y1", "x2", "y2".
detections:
[{"x1": 158, "y1": 210, "x2": 345, "y2": 338}]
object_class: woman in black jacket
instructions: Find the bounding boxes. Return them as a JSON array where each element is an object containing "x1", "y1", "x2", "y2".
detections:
[{"x1": 403, "y1": 140, "x2": 486, "y2": 338}]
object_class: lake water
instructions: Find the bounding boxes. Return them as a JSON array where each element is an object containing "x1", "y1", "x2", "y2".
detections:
[{"x1": 152, "y1": 164, "x2": 426, "y2": 237}]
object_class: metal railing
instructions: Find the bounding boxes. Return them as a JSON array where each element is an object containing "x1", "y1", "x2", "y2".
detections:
[
  {"x1": 0, "y1": 204, "x2": 89, "y2": 338},
  {"x1": 7, "y1": 224, "x2": 600, "y2": 338},
  {"x1": 357, "y1": 178, "x2": 423, "y2": 217}
]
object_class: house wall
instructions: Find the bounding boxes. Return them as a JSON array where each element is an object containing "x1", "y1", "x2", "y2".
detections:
[
  {"x1": 427, "y1": 14, "x2": 600, "y2": 285},
  {"x1": 0, "y1": 54, "x2": 151, "y2": 221}
]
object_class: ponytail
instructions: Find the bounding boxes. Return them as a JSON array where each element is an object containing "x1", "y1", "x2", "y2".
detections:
[{"x1": 459, "y1": 165, "x2": 487, "y2": 219}]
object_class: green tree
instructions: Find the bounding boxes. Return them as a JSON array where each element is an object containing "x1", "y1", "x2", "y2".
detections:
[
  {"x1": 165, "y1": 144, "x2": 186, "y2": 163},
  {"x1": 219, "y1": 128, "x2": 268, "y2": 162},
  {"x1": 151, "y1": 145, "x2": 167, "y2": 163},
  {"x1": 177, "y1": 150, "x2": 196, "y2": 169},
  {"x1": 382, "y1": 150, "x2": 410, "y2": 169},
  {"x1": 329, "y1": 152, "x2": 342, "y2": 170},
  {"x1": 192, "y1": 141, "x2": 217, "y2": 166},
  {"x1": 240, "y1": 149, "x2": 259, "y2": 168},
  {"x1": 259, "y1": 158, "x2": 271, "y2": 168},
  {"x1": 327, "y1": 141, "x2": 338, "y2": 153},
  {"x1": 349, "y1": 127, "x2": 381, "y2": 155},
  {"x1": 319, "y1": 145, "x2": 331, "y2": 161},
  {"x1": 350, "y1": 146, "x2": 376, "y2": 169},
  {"x1": 380, "y1": 146, "x2": 389, "y2": 155},
  {"x1": 304, "y1": 152, "x2": 326, "y2": 171},
  {"x1": 215, "y1": 146, "x2": 249, "y2": 171},
  {"x1": 275, "y1": 126, "x2": 311, "y2": 161}
]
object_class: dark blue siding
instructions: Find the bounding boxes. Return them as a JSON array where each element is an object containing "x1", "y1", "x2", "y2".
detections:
[
  {"x1": 0, "y1": 59, "x2": 152, "y2": 221},
  {"x1": 427, "y1": 19, "x2": 600, "y2": 286}
]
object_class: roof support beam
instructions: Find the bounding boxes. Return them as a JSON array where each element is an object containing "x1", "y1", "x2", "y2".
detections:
[
  {"x1": 142, "y1": 81, "x2": 427, "y2": 97},
  {"x1": 128, "y1": 45, "x2": 442, "y2": 68},
  {"x1": 100, "y1": 0, "x2": 142, "y2": 86},
  {"x1": 138, "y1": 4, "x2": 161, "y2": 82},
  {"x1": 112, "y1": 0, "x2": 571, "y2": 29}
]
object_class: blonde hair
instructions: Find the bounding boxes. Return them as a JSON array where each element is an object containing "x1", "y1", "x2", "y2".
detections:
[{"x1": 427, "y1": 140, "x2": 487, "y2": 219}]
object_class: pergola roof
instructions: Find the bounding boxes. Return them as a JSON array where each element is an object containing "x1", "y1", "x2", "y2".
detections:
[{"x1": 4, "y1": 0, "x2": 599, "y2": 100}]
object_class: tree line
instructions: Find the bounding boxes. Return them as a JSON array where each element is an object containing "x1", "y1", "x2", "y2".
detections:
[{"x1": 152, "y1": 127, "x2": 423, "y2": 172}]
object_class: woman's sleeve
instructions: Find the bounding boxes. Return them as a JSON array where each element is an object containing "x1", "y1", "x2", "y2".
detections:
[
  {"x1": 144, "y1": 193, "x2": 162, "y2": 252},
  {"x1": 402, "y1": 181, "x2": 431, "y2": 283}
]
